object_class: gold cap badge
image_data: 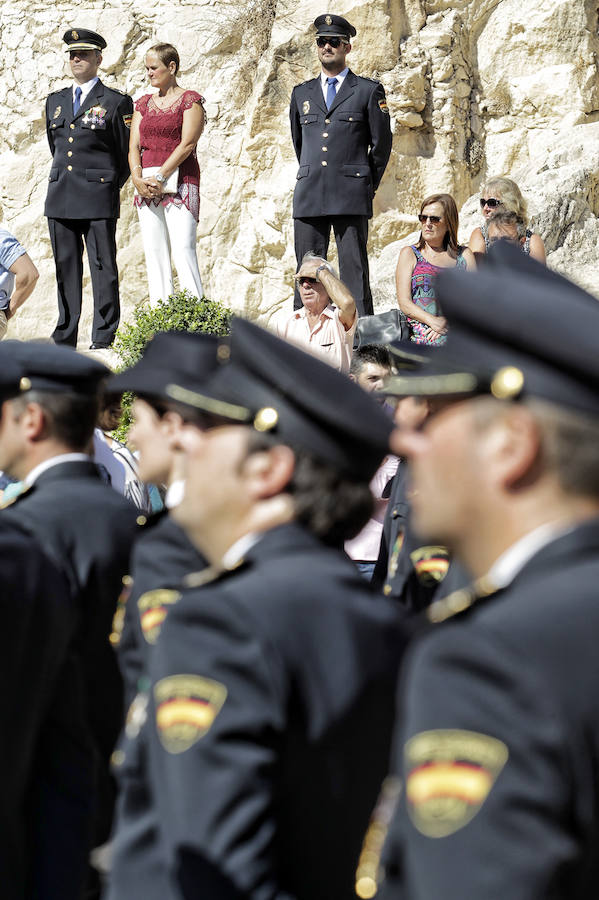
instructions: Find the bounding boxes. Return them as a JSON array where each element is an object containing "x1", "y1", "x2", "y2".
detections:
[
  {"x1": 254, "y1": 407, "x2": 278, "y2": 432},
  {"x1": 72, "y1": 30, "x2": 79, "y2": 40},
  {"x1": 325, "y1": 15, "x2": 332, "y2": 25},
  {"x1": 490, "y1": 366, "x2": 524, "y2": 399},
  {"x1": 19, "y1": 377, "x2": 31, "y2": 392}
]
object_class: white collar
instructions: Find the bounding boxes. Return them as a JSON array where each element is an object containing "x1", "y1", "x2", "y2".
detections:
[
  {"x1": 486, "y1": 520, "x2": 575, "y2": 589},
  {"x1": 72, "y1": 76, "x2": 99, "y2": 99},
  {"x1": 25, "y1": 453, "x2": 90, "y2": 487},
  {"x1": 221, "y1": 532, "x2": 262, "y2": 569},
  {"x1": 320, "y1": 67, "x2": 348, "y2": 87}
]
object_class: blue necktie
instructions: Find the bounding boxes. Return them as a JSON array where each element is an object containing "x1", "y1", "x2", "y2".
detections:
[
  {"x1": 326, "y1": 77, "x2": 338, "y2": 110},
  {"x1": 73, "y1": 86, "x2": 82, "y2": 116}
]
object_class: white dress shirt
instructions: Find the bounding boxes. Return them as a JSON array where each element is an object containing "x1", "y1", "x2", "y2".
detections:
[
  {"x1": 72, "y1": 76, "x2": 99, "y2": 108},
  {"x1": 25, "y1": 453, "x2": 90, "y2": 487},
  {"x1": 320, "y1": 68, "x2": 348, "y2": 103},
  {"x1": 486, "y1": 520, "x2": 575, "y2": 589}
]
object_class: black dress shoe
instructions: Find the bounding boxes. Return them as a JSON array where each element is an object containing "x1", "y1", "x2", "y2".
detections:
[{"x1": 89, "y1": 342, "x2": 112, "y2": 350}]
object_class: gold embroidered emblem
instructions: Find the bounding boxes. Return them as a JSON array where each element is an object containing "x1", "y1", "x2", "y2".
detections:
[
  {"x1": 155, "y1": 675, "x2": 227, "y2": 753},
  {"x1": 53, "y1": 106, "x2": 62, "y2": 118},
  {"x1": 410, "y1": 545, "x2": 450, "y2": 585},
  {"x1": 138, "y1": 589, "x2": 180, "y2": 644},
  {"x1": 72, "y1": 30, "x2": 79, "y2": 40},
  {"x1": 405, "y1": 729, "x2": 508, "y2": 837},
  {"x1": 303, "y1": 100, "x2": 310, "y2": 114},
  {"x1": 325, "y1": 15, "x2": 332, "y2": 25}
]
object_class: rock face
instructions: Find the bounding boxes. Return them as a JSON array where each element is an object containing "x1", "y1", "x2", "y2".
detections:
[{"x1": 1, "y1": 0, "x2": 598, "y2": 344}]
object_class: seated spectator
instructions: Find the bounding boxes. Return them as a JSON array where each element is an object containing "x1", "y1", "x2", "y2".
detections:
[
  {"x1": 469, "y1": 175, "x2": 546, "y2": 263},
  {"x1": 486, "y1": 210, "x2": 544, "y2": 259},
  {"x1": 0, "y1": 226, "x2": 39, "y2": 338},
  {"x1": 275, "y1": 252, "x2": 357, "y2": 373},
  {"x1": 395, "y1": 194, "x2": 475, "y2": 346},
  {"x1": 345, "y1": 344, "x2": 398, "y2": 580},
  {"x1": 94, "y1": 395, "x2": 153, "y2": 512}
]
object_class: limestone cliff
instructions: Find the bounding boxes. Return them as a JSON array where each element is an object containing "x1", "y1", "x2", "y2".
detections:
[{"x1": 1, "y1": 0, "x2": 598, "y2": 343}]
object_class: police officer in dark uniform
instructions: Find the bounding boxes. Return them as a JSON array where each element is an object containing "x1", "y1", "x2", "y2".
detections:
[
  {"x1": 290, "y1": 14, "x2": 392, "y2": 317},
  {"x1": 0, "y1": 351, "x2": 76, "y2": 898},
  {"x1": 0, "y1": 342, "x2": 141, "y2": 899},
  {"x1": 107, "y1": 318, "x2": 407, "y2": 899},
  {"x1": 371, "y1": 244, "x2": 599, "y2": 899},
  {"x1": 45, "y1": 28, "x2": 133, "y2": 349}
]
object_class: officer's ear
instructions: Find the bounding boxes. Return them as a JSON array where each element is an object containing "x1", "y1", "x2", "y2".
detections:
[
  {"x1": 344, "y1": 41, "x2": 352, "y2": 53},
  {"x1": 95, "y1": 51, "x2": 102, "y2": 67},
  {"x1": 243, "y1": 443, "x2": 296, "y2": 501}
]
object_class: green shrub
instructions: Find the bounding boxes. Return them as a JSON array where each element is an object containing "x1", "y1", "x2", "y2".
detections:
[{"x1": 111, "y1": 290, "x2": 232, "y2": 441}]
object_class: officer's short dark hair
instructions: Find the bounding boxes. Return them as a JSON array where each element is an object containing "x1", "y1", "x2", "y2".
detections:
[
  {"x1": 350, "y1": 344, "x2": 392, "y2": 378},
  {"x1": 472, "y1": 395, "x2": 599, "y2": 499},
  {"x1": 148, "y1": 43, "x2": 180, "y2": 74},
  {"x1": 246, "y1": 430, "x2": 374, "y2": 545},
  {"x1": 11, "y1": 390, "x2": 99, "y2": 452}
]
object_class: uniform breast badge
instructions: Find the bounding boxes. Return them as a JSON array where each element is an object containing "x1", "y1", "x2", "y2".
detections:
[
  {"x1": 302, "y1": 100, "x2": 310, "y2": 114},
  {"x1": 53, "y1": 106, "x2": 62, "y2": 118},
  {"x1": 83, "y1": 106, "x2": 107, "y2": 126}
]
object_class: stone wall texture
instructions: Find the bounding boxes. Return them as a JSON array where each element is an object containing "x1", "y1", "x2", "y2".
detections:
[{"x1": 2, "y1": 0, "x2": 598, "y2": 344}]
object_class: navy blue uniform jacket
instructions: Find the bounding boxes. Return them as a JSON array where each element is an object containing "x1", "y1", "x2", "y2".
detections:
[
  {"x1": 45, "y1": 79, "x2": 133, "y2": 219},
  {"x1": 380, "y1": 519, "x2": 599, "y2": 900},
  {"x1": 109, "y1": 522, "x2": 407, "y2": 900},
  {"x1": 290, "y1": 70, "x2": 392, "y2": 219}
]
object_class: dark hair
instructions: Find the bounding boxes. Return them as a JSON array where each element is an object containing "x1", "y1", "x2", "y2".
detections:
[
  {"x1": 147, "y1": 43, "x2": 180, "y2": 74},
  {"x1": 246, "y1": 431, "x2": 374, "y2": 545},
  {"x1": 350, "y1": 344, "x2": 392, "y2": 378},
  {"x1": 12, "y1": 391, "x2": 99, "y2": 451},
  {"x1": 417, "y1": 193, "x2": 461, "y2": 254}
]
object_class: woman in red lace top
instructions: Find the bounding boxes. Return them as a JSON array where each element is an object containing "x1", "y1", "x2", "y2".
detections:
[{"x1": 129, "y1": 43, "x2": 205, "y2": 304}]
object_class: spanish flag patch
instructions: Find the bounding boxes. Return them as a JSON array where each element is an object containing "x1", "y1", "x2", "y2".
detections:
[
  {"x1": 378, "y1": 99, "x2": 389, "y2": 113},
  {"x1": 410, "y1": 546, "x2": 450, "y2": 585},
  {"x1": 155, "y1": 674, "x2": 227, "y2": 753},
  {"x1": 405, "y1": 729, "x2": 508, "y2": 837},
  {"x1": 123, "y1": 113, "x2": 133, "y2": 128},
  {"x1": 138, "y1": 589, "x2": 180, "y2": 644}
]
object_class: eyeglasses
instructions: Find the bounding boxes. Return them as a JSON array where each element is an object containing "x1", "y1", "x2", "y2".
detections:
[
  {"x1": 296, "y1": 276, "x2": 319, "y2": 286},
  {"x1": 480, "y1": 198, "x2": 502, "y2": 208},
  {"x1": 418, "y1": 214, "x2": 442, "y2": 224},
  {"x1": 316, "y1": 36, "x2": 346, "y2": 47}
]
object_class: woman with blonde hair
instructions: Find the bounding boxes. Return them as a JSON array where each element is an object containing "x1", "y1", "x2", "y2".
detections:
[
  {"x1": 396, "y1": 193, "x2": 475, "y2": 345},
  {"x1": 129, "y1": 43, "x2": 206, "y2": 304},
  {"x1": 469, "y1": 176, "x2": 546, "y2": 263}
]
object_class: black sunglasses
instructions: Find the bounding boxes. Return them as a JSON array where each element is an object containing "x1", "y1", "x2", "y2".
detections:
[
  {"x1": 480, "y1": 197, "x2": 502, "y2": 208},
  {"x1": 297, "y1": 276, "x2": 319, "y2": 285},
  {"x1": 316, "y1": 36, "x2": 346, "y2": 47},
  {"x1": 418, "y1": 214, "x2": 442, "y2": 224}
]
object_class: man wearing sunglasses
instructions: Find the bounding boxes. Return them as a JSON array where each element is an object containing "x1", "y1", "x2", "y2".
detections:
[{"x1": 290, "y1": 14, "x2": 392, "y2": 318}]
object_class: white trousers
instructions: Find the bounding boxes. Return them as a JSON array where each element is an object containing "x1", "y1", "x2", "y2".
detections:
[{"x1": 137, "y1": 200, "x2": 203, "y2": 305}]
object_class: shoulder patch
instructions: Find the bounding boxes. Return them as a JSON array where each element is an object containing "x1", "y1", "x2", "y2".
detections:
[
  {"x1": 410, "y1": 545, "x2": 449, "y2": 585},
  {"x1": 138, "y1": 588, "x2": 181, "y2": 644},
  {"x1": 405, "y1": 729, "x2": 508, "y2": 837},
  {"x1": 379, "y1": 98, "x2": 389, "y2": 113},
  {"x1": 155, "y1": 674, "x2": 227, "y2": 753},
  {"x1": 123, "y1": 112, "x2": 132, "y2": 128}
]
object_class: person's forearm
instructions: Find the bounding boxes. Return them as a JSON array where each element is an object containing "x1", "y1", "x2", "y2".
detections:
[
  {"x1": 319, "y1": 269, "x2": 356, "y2": 318},
  {"x1": 397, "y1": 295, "x2": 437, "y2": 327},
  {"x1": 157, "y1": 140, "x2": 198, "y2": 179},
  {"x1": 8, "y1": 274, "x2": 38, "y2": 316}
]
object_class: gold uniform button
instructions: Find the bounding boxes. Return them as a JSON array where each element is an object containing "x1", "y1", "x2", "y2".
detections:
[
  {"x1": 325, "y1": 118, "x2": 330, "y2": 124},
  {"x1": 68, "y1": 137, "x2": 74, "y2": 143},
  {"x1": 321, "y1": 160, "x2": 327, "y2": 166},
  {"x1": 67, "y1": 165, "x2": 72, "y2": 171},
  {"x1": 136, "y1": 515, "x2": 147, "y2": 526},
  {"x1": 67, "y1": 151, "x2": 72, "y2": 157},
  {"x1": 111, "y1": 749, "x2": 125, "y2": 767},
  {"x1": 91, "y1": 124, "x2": 95, "y2": 130},
  {"x1": 100, "y1": 177, "x2": 105, "y2": 182},
  {"x1": 322, "y1": 146, "x2": 327, "y2": 151},
  {"x1": 355, "y1": 172, "x2": 361, "y2": 176},
  {"x1": 322, "y1": 132, "x2": 328, "y2": 137},
  {"x1": 349, "y1": 116, "x2": 354, "y2": 121},
  {"x1": 383, "y1": 584, "x2": 392, "y2": 596},
  {"x1": 70, "y1": 123, "x2": 75, "y2": 130}
]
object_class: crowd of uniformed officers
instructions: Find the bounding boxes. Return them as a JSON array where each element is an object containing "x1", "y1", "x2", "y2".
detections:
[
  {"x1": 3, "y1": 10, "x2": 599, "y2": 900},
  {"x1": 2, "y1": 238, "x2": 599, "y2": 900}
]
